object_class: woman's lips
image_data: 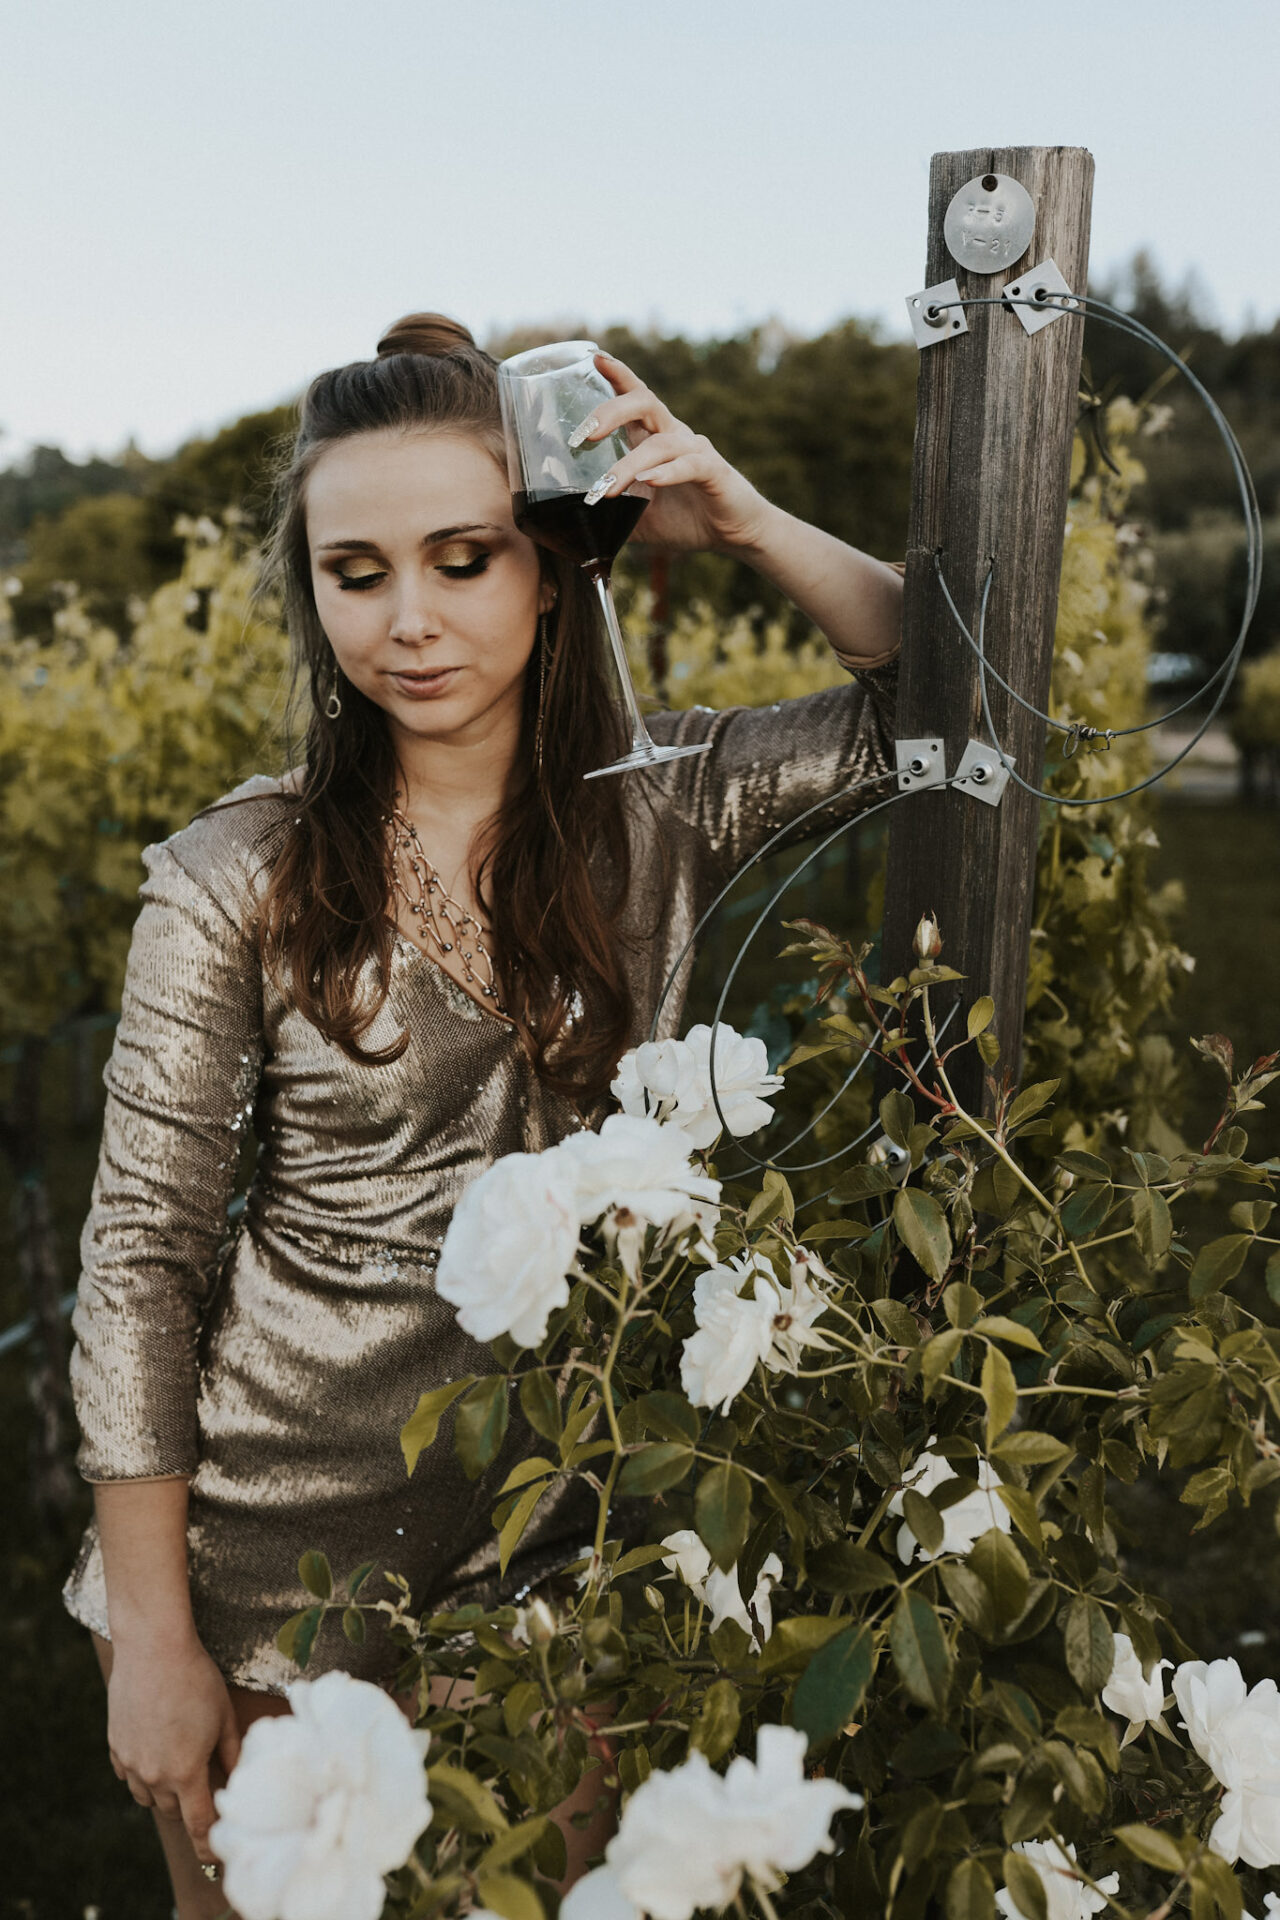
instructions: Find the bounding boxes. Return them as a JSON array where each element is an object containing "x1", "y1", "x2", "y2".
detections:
[{"x1": 386, "y1": 666, "x2": 462, "y2": 700}]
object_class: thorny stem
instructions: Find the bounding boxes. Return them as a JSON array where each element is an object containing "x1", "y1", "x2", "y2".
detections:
[{"x1": 750, "y1": 1878, "x2": 783, "y2": 1920}]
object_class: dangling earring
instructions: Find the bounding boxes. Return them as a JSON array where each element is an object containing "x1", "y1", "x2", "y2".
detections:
[
  {"x1": 325, "y1": 688, "x2": 342, "y2": 720},
  {"x1": 533, "y1": 609, "x2": 550, "y2": 783}
]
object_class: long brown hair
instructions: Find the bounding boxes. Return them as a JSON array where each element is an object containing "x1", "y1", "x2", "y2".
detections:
[{"x1": 247, "y1": 312, "x2": 637, "y2": 1108}]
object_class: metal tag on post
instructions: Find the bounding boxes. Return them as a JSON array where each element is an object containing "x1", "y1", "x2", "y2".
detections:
[{"x1": 943, "y1": 172, "x2": 1036, "y2": 274}]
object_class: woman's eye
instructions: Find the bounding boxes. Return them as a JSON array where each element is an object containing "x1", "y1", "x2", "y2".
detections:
[
  {"x1": 334, "y1": 570, "x2": 385, "y2": 591},
  {"x1": 437, "y1": 550, "x2": 490, "y2": 578}
]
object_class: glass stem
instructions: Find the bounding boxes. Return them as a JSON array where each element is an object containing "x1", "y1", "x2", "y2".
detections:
[{"x1": 588, "y1": 567, "x2": 656, "y2": 759}]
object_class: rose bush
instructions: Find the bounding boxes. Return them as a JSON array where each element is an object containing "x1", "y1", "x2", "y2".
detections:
[{"x1": 272, "y1": 960, "x2": 1280, "y2": 1920}]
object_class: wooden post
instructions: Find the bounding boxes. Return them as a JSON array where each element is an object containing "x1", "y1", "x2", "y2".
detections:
[{"x1": 880, "y1": 146, "x2": 1094, "y2": 1118}]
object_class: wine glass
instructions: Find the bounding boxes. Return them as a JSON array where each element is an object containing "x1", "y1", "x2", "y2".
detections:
[{"x1": 497, "y1": 340, "x2": 713, "y2": 780}]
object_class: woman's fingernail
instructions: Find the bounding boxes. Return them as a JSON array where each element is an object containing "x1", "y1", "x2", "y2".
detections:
[
  {"x1": 567, "y1": 414, "x2": 600, "y2": 450},
  {"x1": 583, "y1": 473, "x2": 618, "y2": 507}
]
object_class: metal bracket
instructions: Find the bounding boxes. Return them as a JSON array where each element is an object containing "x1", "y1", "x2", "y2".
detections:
[
  {"x1": 905, "y1": 279, "x2": 968, "y2": 350},
  {"x1": 896, "y1": 737, "x2": 947, "y2": 793},
  {"x1": 954, "y1": 739, "x2": 1014, "y2": 805},
  {"x1": 1002, "y1": 258, "x2": 1082, "y2": 335}
]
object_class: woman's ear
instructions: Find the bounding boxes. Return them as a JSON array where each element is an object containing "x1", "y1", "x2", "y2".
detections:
[{"x1": 537, "y1": 574, "x2": 560, "y2": 618}]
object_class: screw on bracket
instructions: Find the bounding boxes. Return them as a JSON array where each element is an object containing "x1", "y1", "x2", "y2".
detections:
[
  {"x1": 953, "y1": 739, "x2": 1014, "y2": 805},
  {"x1": 895, "y1": 738, "x2": 947, "y2": 792}
]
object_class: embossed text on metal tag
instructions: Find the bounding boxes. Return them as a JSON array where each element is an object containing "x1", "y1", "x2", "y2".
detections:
[{"x1": 943, "y1": 173, "x2": 1035, "y2": 275}]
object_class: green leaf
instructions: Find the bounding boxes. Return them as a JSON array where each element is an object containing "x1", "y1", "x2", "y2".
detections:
[
  {"x1": 894, "y1": 1186, "x2": 952, "y2": 1284},
  {"x1": 1114, "y1": 1824, "x2": 1186, "y2": 1874},
  {"x1": 455, "y1": 1375, "x2": 510, "y2": 1480},
  {"x1": 498, "y1": 1478, "x2": 549, "y2": 1576},
  {"x1": 939, "y1": 1561, "x2": 997, "y2": 1639},
  {"x1": 792, "y1": 1624, "x2": 874, "y2": 1746},
  {"x1": 1189, "y1": 1234, "x2": 1252, "y2": 1299},
  {"x1": 1001, "y1": 1849, "x2": 1048, "y2": 1920},
  {"x1": 1267, "y1": 1248, "x2": 1280, "y2": 1306},
  {"x1": 616, "y1": 1442, "x2": 694, "y2": 1496},
  {"x1": 1064, "y1": 1594, "x2": 1114, "y2": 1694},
  {"x1": 345, "y1": 1560, "x2": 376, "y2": 1598},
  {"x1": 427, "y1": 1762, "x2": 508, "y2": 1833},
  {"x1": 756, "y1": 1614, "x2": 850, "y2": 1673},
  {"x1": 902, "y1": 1488, "x2": 945, "y2": 1556},
  {"x1": 1060, "y1": 1183, "x2": 1113, "y2": 1238},
  {"x1": 971, "y1": 1315, "x2": 1045, "y2": 1353},
  {"x1": 830, "y1": 1163, "x2": 902, "y2": 1203},
  {"x1": 981, "y1": 1344, "x2": 1018, "y2": 1447},
  {"x1": 992, "y1": 1432, "x2": 1071, "y2": 1468},
  {"x1": 497, "y1": 1455, "x2": 558, "y2": 1496},
  {"x1": 872, "y1": 1295, "x2": 921, "y2": 1347},
  {"x1": 690, "y1": 1678, "x2": 741, "y2": 1762},
  {"x1": 479, "y1": 1817, "x2": 550, "y2": 1877},
  {"x1": 880, "y1": 1088, "x2": 915, "y2": 1148},
  {"x1": 889, "y1": 1588, "x2": 952, "y2": 1712},
  {"x1": 968, "y1": 1528, "x2": 1029, "y2": 1627},
  {"x1": 1132, "y1": 1187, "x2": 1174, "y2": 1264},
  {"x1": 341, "y1": 1606, "x2": 366, "y2": 1646},
  {"x1": 1058, "y1": 1150, "x2": 1111, "y2": 1180},
  {"x1": 518, "y1": 1370, "x2": 562, "y2": 1444},
  {"x1": 944, "y1": 1283, "x2": 981, "y2": 1329},
  {"x1": 967, "y1": 996, "x2": 995, "y2": 1039},
  {"x1": 947, "y1": 1857, "x2": 996, "y2": 1920},
  {"x1": 921, "y1": 1326, "x2": 966, "y2": 1392},
  {"x1": 558, "y1": 1397, "x2": 601, "y2": 1464},
  {"x1": 1006, "y1": 1079, "x2": 1059, "y2": 1130},
  {"x1": 276, "y1": 1605, "x2": 323, "y2": 1669},
  {"x1": 696, "y1": 1461, "x2": 752, "y2": 1572},
  {"x1": 637, "y1": 1390, "x2": 700, "y2": 1445},
  {"x1": 400, "y1": 1375, "x2": 475, "y2": 1474},
  {"x1": 298, "y1": 1550, "x2": 332, "y2": 1600},
  {"x1": 474, "y1": 1872, "x2": 544, "y2": 1920},
  {"x1": 747, "y1": 1168, "x2": 795, "y2": 1228},
  {"x1": 502, "y1": 1679, "x2": 543, "y2": 1738},
  {"x1": 806, "y1": 1541, "x2": 897, "y2": 1595}
]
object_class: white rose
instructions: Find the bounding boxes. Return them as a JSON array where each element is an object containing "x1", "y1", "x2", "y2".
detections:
[
  {"x1": 209, "y1": 1670, "x2": 431, "y2": 1920},
  {"x1": 436, "y1": 1148, "x2": 581, "y2": 1348},
  {"x1": 1173, "y1": 1658, "x2": 1280, "y2": 1867},
  {"x1": 606, "y1": 1725, "x2": 860, "y2": 1920},
  {"x1": 1101, "y1": 1632, "x2": 1170, "y2": 1729},
  {"x1": 889, "y1": 1447, "x2": 1013, "y2": 1564},
  {"x1": 611, "y1": 1038, "x2": 700, "y2": 1126},
  {"x1": 560, "y1": 1866, "x2": 642, "y2": 1920},
  {"x1": 995, "y1": 1839, "x2": 1120, "y2": 1920},
  {"x1": 676, "y1": 1024, "x2": 785, "y2": 1147},
  {"x1": 660, "y1": 1530, "x2": 781, "y2": 1646},
  {"x1": 765, "y1": 1251, "x2": 838, "y2": 1373},
  {"x1": 557, "y1": 1112, "x2": 721, "y2": 1231},
  {"x1": 679, "y1": 1257, "x2": 778, "y2": 1413}
]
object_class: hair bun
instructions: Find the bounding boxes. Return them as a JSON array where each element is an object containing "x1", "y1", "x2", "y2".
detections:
[{"x1": 376, "y1": 312, "x2": 477, "y2": 360}]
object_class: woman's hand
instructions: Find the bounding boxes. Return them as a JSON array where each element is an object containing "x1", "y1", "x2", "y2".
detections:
[
  {"x1": 106, "y1": 1630, "x2": 242, "y2": 1871},
  {"x1": 573, "y1": 351, "x2": 771, "y2": 555}
]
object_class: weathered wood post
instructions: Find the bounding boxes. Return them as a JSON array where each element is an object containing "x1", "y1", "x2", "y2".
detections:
[{"x1": 880, "y1": 146, "x2": 1095, "y2": 1118}]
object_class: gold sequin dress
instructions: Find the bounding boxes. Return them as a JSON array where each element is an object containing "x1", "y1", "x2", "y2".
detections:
[{"x1": 61, "y1": 642, "x2": 899, "y2": 1695}]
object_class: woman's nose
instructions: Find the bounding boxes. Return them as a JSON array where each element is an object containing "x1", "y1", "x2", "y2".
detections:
[{"x1": 387, "y1": 577, "x2": 445, "y2": 645}]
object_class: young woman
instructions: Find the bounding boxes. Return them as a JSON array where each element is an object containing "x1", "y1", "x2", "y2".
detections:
[{"x1": 60, "y1": 312, "x2": 905, "y2": 1914}]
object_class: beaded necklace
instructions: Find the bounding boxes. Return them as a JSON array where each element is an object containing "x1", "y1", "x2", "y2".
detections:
[{"x1": 386, "y1": 802, "x2": 508, "y2": 1016}]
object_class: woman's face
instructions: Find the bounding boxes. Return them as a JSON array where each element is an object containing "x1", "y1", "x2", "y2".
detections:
[{"x1": 306, "y1": 428, "x2": 554, "y2": 761}]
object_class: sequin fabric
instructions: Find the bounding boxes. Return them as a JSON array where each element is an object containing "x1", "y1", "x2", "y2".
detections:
[{"x1": 61, "y1": 644, "x2": 899, "y2": 1694}]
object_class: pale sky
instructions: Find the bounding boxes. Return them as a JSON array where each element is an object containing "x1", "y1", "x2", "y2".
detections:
[{"x1": 3, "y1": 0, "x2": 1277, "y2": 464}]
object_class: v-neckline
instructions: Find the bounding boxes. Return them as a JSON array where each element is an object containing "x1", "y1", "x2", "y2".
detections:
[{"x1": 391, "y1": 927, "x2": 517, "y2": 1031}]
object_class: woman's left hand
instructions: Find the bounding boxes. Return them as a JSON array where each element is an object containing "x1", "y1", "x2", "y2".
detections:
[{"x1": 574, "y1": 351, "x2": 772, "y2": 555}]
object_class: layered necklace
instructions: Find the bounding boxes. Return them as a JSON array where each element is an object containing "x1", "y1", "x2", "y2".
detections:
[{"x1": 386, "y1": 801, "x2": 509, "y2": 1017}]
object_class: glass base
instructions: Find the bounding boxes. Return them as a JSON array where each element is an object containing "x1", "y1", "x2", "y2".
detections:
[{"x1": 583, "y1": 740, "x2": 714, "y2": 781}]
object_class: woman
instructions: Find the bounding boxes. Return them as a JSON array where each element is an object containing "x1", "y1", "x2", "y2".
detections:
[{"x1": 60, "y1": 312, "x2": 905, "y2": 1913}]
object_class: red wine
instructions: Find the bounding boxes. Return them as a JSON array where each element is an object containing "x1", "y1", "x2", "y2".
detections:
[{"x1": 513, "y1": 489, "x2": 646, "y2": 572}]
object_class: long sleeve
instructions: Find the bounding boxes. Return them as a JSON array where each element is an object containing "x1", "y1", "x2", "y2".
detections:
[
  {"x1": 641, "y1": 606, "x2": 901, "y2": 885},
  {"x1": 68, "y1": 837, "x2": 265, "y2": 1481}
]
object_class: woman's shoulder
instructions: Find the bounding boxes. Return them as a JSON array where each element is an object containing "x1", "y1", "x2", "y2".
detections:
[{"x1": 145, "y1": 767, "x2": 302, "y2": 910}]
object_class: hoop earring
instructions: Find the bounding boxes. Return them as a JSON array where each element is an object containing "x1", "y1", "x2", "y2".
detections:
[{"x1": 325, "y1": 689, "x2": 342, "y2": 720}]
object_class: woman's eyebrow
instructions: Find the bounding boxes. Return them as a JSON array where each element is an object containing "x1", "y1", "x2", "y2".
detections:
[{"x1": 316, "y1": 523, "x2": 503, "y2": 553}]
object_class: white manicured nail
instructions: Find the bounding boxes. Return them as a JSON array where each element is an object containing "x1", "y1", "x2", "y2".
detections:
[
  {"x1": 568, "y1": 413, "x2": 600, "y2": 450},
  {"x1": 583, "y1": 473, "x2": 618, "y2": 507}
]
